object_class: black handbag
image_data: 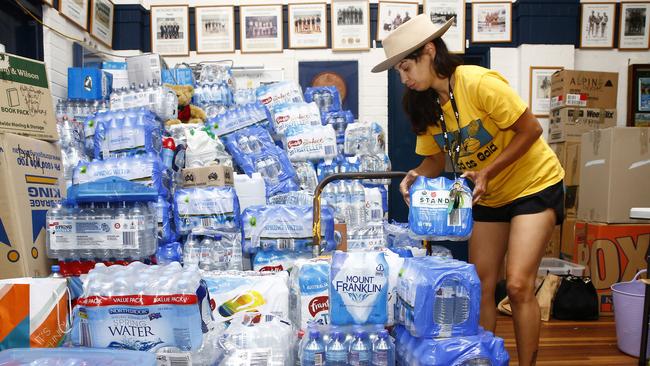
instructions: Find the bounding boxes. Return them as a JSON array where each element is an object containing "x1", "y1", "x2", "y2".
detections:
[{"x1": 552, "y1": 275, "x2": 599, "y2": 320}]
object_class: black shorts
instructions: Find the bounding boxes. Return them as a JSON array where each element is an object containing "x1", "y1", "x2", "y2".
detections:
[{"x1": 473, "y1": 180, "x2": 565, "y2": 225}]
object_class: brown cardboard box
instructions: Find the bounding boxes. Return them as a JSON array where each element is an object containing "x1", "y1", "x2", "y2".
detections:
[
  {"x1": 578, "y1": 127, "x2": 650, "y2": 223},
  {"x1": 0, "y1": 133, "x2": 63, "y2": 279},
  {"x1": 550, "y1": 69, "x2": 618, "y2": 110},
  {"x1": 560, "y1": 217, "x2": 577, "y2": 260},
  {"x1": 548, "y1": 107, "x2": 616, "y2": 143},
  {"x1": 549, "y1": 141, "x2": 581, "y2": 185},
  {"x1": 573, "y1": 222, "x2": 650, "y2": 315},
  {"x1": 0, "y1": 53, "x2": 58, "y2": 141},
  {"x1": 181, "y1": 165, "x2": 234, "y2": 187},
  {"x1": 544, "y1": 225, "x2": 562, "y2": 257}
]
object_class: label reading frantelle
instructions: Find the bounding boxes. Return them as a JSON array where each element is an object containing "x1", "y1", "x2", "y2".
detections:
[{"x1": 48, "y1": 218, "x2": 141, "y2": 250}]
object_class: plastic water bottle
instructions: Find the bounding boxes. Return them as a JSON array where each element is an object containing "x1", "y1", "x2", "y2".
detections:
[
  {"x1": 349, "y1": 331, "x2": 371, "y2": 366},
  {"x1": 49, "y1": 265, "x2": 63, "y2": 278},
  {"x1": 434, "y1": 279, "x2": 457, "y2": 330},
  {"x1": 326, "y1": 332, "x2": 347, "y2": 366},
  {"x1": 184, "y1": 235, "x2": 200, "y2": 268},
  {"x1": 347, "y1": 181, "x2": 366, "y2": 228},
  {"x1": 211, "y1": 235, "x2": 227, "y2": 271},
  {"x1": 263, "y1": 157, "x2": 281, "y2": 183},
  {"x1": 301, "y1": 330, "x2": 325, "y2": 366},
  {"x1": 371, "y1": 330, "x2": 394, "y2": 366},
  {"x1": 454, "y1": 283, "x2": 470, "y2": 324}
]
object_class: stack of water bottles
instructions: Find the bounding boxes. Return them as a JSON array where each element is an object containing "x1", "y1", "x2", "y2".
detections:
[
  {"x1": 193, "y1": 64, "x2": 235, "y2": 119},
  {"x1": 109, "y1": 81, "x2": 178, "y2": 122},
  {"x1": 393, "y1": 256, "x2": 509, "y2": 365},
  {"x1": 183, "y1": 227, "x2": 243, "y2": 271},
  {"x1": 299, "y1": 327, "x2": 395, "y2": 366}
]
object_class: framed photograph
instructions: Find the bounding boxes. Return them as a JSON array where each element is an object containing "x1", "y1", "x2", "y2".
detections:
[
  {"x1": 580, "y1": 3, "x2": 616, "y2": 49},
  {"x1": 331, "y1": 0, "x2": 370, "y2": 51},
  {"x1": 619, "y1": 2, "x2": 650, "y2": 50},
  {"x1": 471, "y1": 2, "x2": 512, "y2": 43},
  {"x1": 240, "y1": 5, "x2": 284, "y2": 53},
  {"x1": 640, "y1": 77, "x2": 650, "y2": 112},
  {"x1": 424, "y1": 0, "x2": 466, "y2": 53},
  {"x1": 59, "y1": 0, "x2": 89, "y2": 30},
  {"x1": 288, "y1": 3, "x2": 328, "y2": 49},
  {"x1": 195, "y1": 6, "x2": 235, "y2": 54},
  {"x1": 377, "y1": 1, "x2": 418, "y2": 41},
  {"x1": 529, "y1": 66, "x2": 563, "y2": 117},
  {"x1": 150, "y1": 5, "x2": 190, "y2": 56},
  {"x1": 89, "y1": 0, "x2": 114, "y2": 48},
  {"x1": 626, "y1": 64, "x2": 650, "y2": 126}
]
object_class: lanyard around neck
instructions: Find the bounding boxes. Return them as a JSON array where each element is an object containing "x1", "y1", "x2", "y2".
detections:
[{"x1": 436, "y1": 79, "x2": 462, "y2": 174}]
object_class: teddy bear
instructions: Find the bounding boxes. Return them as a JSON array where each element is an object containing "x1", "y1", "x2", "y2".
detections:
[{"x1": 164, "y1": 84, "x2": 207, "y2": 126}]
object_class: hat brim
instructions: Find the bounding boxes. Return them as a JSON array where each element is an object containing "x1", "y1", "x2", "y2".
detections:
[{"x1": 371, "y1": 18, "x2": 454, "y2": 73}]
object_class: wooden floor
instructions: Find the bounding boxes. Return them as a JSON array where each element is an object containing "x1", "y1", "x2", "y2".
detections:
[{"x1": 495, "y1": 314, "x2": 639, "y2": 365}]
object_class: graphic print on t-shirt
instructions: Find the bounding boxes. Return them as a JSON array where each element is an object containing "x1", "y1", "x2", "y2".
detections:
[{"x1": 433, "y1": 119, "x2": 497, "y2": 170}]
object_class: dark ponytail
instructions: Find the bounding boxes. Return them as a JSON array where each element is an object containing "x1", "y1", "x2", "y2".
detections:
[{"x1": 401, "y1": 37, "x2": 463, "y2": 135}]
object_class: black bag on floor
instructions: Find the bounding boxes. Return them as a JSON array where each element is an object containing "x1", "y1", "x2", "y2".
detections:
[{"x1": 552, "y1": 275, "x2": 599, "y2": 320}]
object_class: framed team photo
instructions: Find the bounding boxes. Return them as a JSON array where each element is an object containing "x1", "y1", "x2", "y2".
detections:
[
  {"x1": 89, "y1": 0, "x2": 114, "y2": 48},
  {"x1": 377, "y1": 1, "x2": 418, "y2": 41},
  {"x1": 471, "y1": 2, "x2": 512, "y2": 43},
  {"x1": 619, "y1": 2, "x2": 650, "y2": 50},
  {"x1": 288, "y1": 3, "x2": 328, "y2": 49},
  {"x1": 424, "y1": 0, "x2": 466, "y2": 53},
  {"x1": 59, "y1": 0, "x2": 89, "y2": 30},
  {"x1": 240, "y1": 5, "x2": 284, "y2": 53},
  {"x1": 195, "y1": 6, "x2": 235, "y2": 54},
  {"x1": 580, "y1": 3, "x2": 616, "y2": 49},
  {"x1": 331, "y1": 0, "x2": 370, "y2": 51},
  {"x1": 150, "y1": 5, "x2": 190, "y2": 56}
]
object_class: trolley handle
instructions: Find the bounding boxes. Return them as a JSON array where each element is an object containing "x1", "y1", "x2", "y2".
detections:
[{"x1": 311, "y1": 171, "x2": 408, "y2": 256}]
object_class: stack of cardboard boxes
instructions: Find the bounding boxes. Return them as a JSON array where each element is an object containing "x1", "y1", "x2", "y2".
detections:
[{"x1": 0, "y1": 53, "x2": 65, "y2": 279}]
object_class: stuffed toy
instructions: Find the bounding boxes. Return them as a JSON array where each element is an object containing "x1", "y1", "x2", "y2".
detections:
[{"x1": 164, "y1": 84, "x2": 207, "y2": 126}]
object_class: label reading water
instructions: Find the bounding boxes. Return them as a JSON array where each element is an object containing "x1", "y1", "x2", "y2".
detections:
[{"x1": 48, "y1": 218, "x2": 141, "y2": 250}]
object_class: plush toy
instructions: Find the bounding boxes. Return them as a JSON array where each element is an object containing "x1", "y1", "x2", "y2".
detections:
[{"x1": 164, "y1": 84, "x2": 207, "y2": 126}]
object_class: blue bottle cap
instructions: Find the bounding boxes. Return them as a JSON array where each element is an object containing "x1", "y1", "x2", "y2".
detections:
[{"x1": 51, "y1": 265, "x2": 60, "y2": 273}]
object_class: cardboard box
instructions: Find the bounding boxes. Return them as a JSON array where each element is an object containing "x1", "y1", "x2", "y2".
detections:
[
  {"x1": 573, "y1": 222, "x2": 650, "y2": 315},
  {"x1": 544, "y1": 225, "x2": 562, "y2": 258},
  {"x1": 550, "y1": 69, "x2": 618, "y2": 110},
  {"x1": 181, "y1": 165, "x2": 234, "y2": 187},
  {"x1": 0, "y1": 53, "x2": 58, "y2": 141},
  {"x1": 578, "y1": 127, "x2": 650, "y2": 223},
  {"x1": 548, "y1": 107, "x2": 616, "y2": 143},
  {"x1": 549, "y1": 141, "x2": 581, "y2": 185},
  {"x1": 67, "y1": 68, "x2": 113, "y2": 101},
  {"x1": 560, "y1": 218, "x2": 578, "y2": 260},
  {"x1": 0, "y1": 133, "x2": 64, "y2": 279},
  {"x1": 127, "y1": 53, "x2": 163, "y2": 87}
]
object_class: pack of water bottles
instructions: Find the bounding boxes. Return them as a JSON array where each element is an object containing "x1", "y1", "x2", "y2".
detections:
[
  {"x1": 0, "y1": 348, "x2": 157, "y2": 366},
  {"x1": 72, "y1": 153, "x2": 169, "y2": 197},
  {"x1": 256, "y1": 81, "x2": 304, "y2": 111},
  {"x1": 289, "y1": 258, "x2": 331, "y2": 331},
  {"x1": 320, "y1": 180, "x2": 368, "y2": 227},
  {"x1": 347, "y1": 222, "x2": 386, "y2": 251},
  {"x1": 201, "y1": 270, "x2": 289, "y2": 323},
  {"x1": 344, "y1": 122, "x2": 387, "y2": 156},
  {"x1": 396, "y1": 256, "x2": 481, "y2": 339},
  {"x1": 284, "y1": 124, "x2": 338, "y2": 162},
  {"x1": 253, "y1": 248, "x2": 312, "y2": 273},
  {"x1": 271, "y1": 102, "x2": 322, "y2": 135},
  {"x1": 241, "y1": 205, "x2": 336, "y2": 254},
  {"x1": 207, "y1": 102, "x2": 273, "y2": 137},
  {"x1": 56, "y1": 101, "x2": 94, "y2": 188},
  {"x1": 323, "y1": 110, "x2": 355, "y2": 143},
  {"x1": 173, "y1": 186, "x2": 241, "y2": 235},
  {"x1": 268, "y1": 190, "x2": 314, "y2": 206},
  {"x1": 214, "y1": 312, "x2": 294, "y2": 366},
  {"x1": 109, "y1": 82, "x2": 178, "y2": 122},
  {"x1": 183, "y1": 227, "x2": 243, "y2": 271},
  {"x1": 393, "y1": 325, "x2": 509, "y2": 366},
  {"x1": 316, "y1": 158, "x2": 339, "y2": 181},
  {"x1": 408, "y1": 176, "x2": 473, "y2": 241},
  {"x1": 304, "y1": 86, "x2": 342, "y2": 114},
  {"x1": 292, "y1": 162, "x2": 319, "y2": 193},
  {"x1": 93, "y1": 108, "x2": 163, "y2": 159},
  {"x1": 198, "y1": 63, "x2": 235, "y2": 87},
  {"x1": 193, "y1": 81, "x2": 233, "y2": 119},
  {"x1": 234, "y1": 88, "x2": 257, "y2": 105},
  {"x1": 298, "y1": 325, "x2": 395, "y2": 366},
  {"x1": 222, "y1": 125, "x2": 299, "y2": 197}
]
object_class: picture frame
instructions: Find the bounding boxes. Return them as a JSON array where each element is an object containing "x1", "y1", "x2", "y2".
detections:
[
  {"x1": 619, "y1": 2, "x2": 650, "y2": 51},
  {"x1": 424, "y1": 0, "x2": 466, "y2": 53},
  {"x1": 377, "y1": 1, "x2": 418, "y2": 41},
  {"x1": 529, "y1": 66, "x2": 563, "y2": 117},
  {"x1": 240, "y1": 5, "x2": 284, "y2": 53},
  {"x1": 579, "y1": 3, "x2": 616, "y2": 49},
  {"x1": 150, "y1": 5, "x2": 190, "y2": 56},
  {"x1": 471, "y1": 2, "x2": 512, "y2": 43},
  {"x1": 626, "y1": 63, "x2": 650, "y2": 127},
  {"x1": 89, "y1": 0, "x2": 114, "y2": 49},
  {"x1": 195, "y1": 6, "x2": 235, "y2": 54},
  {"x1": 59, "y1": 0, "x2": 89, "y2": 30},
  {"x1": 331, "y1": 0, "x2": 370, "y2": 51},
  {"x1": 42, "y1": 0, "x2": 54, "y2": 7},
  {"x1": 288, "y1": 3, "x2": 328, "y2": 49}
]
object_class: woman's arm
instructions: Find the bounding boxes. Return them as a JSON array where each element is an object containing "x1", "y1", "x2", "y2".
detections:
[
  {"x1": 399, "y1": 152, "x2": 446, "y2": 205},
  {"x1": 462, "y1": 108, "x2": 543, "y2": 204}
]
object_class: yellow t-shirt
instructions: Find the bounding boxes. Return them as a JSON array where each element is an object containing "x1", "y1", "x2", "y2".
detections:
[{"x1": 415, "y1": 65, "x2": 564, "y2": 207}]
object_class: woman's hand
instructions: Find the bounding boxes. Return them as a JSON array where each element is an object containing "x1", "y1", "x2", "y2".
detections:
[
  {"x1": 461, "y1": 170, "x2": 490, "y2": 205},
  {"x1": 400, "y1": 170, "x2": 419, "y2": 206}
]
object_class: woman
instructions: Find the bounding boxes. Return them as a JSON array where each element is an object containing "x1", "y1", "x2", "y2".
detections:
[{"x1": 372, "y1": 14, "x2": 564, "y2": 366}]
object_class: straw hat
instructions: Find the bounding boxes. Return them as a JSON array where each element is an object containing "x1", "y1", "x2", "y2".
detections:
[{"x1": 371, "y1": 14, "x2": 454, "y2": 73}]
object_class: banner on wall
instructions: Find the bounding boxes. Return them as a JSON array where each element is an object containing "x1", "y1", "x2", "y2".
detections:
[{"x1": 298, "y1": 61, "x2": 359, "y2": 118}]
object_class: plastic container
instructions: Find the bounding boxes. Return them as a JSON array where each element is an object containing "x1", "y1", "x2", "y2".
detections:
[
  {"x1": 537, "y1": 258, "x2": 586, "y2": 277},
  {"x1": 234, "y1": 172, "x2": 266, "y2": 212},
  {"x1": 611, "y1": 269, "x2": 649, "y2": 357},
  {"x1": 0, "y1": 348, "x2": 156, "y2": 365}
]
